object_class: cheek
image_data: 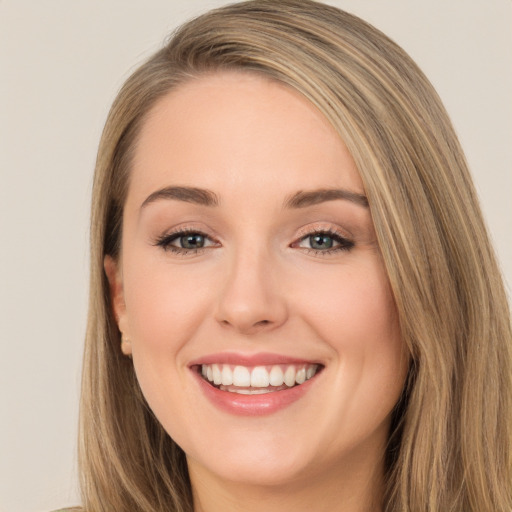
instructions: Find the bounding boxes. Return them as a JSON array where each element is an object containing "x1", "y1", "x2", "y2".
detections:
[
  {"x1": 298, "y1": 259, "x2": 400, "y2": 351},
  {"x1": 296, "y1": 259, "x2": 406, "y2": 417},
  {"x1": 120, "y1": 256, "x2": 217, "y2": 433},
  {"x1": 122, "y1": 254, "x2": 216, "y2": 357}
]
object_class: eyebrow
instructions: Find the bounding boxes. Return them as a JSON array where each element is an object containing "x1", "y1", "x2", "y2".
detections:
[
  {"x1": 140, "y1": 185, "x2": 368, "y2": 210},
  {"x1": 141, "y1": 186, "x2": 220, "y2": 209},
  {"x1": 283, "y1": 188, "x2": 369, "y2": 208}
]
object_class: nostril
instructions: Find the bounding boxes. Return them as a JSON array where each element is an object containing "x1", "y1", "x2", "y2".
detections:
[{"x1": 219, "y1": 317, "x2": 273, "y2": 334}]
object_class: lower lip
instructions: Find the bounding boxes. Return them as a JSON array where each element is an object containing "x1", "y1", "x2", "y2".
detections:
[{"x1": 192, "y1": 370, "x2": 319, "y2": 416}]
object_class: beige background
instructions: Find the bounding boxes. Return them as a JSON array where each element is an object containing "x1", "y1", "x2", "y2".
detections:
[{"x1": 1, "y1": 1, "x2": 510, "y2": 511}]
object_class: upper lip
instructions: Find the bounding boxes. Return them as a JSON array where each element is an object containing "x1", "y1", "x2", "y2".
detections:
[{"x1": 188, "y1": 352, "x2": 323, "y2": 367}]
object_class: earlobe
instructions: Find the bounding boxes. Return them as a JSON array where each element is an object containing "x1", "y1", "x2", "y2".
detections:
[
  {"x1": 120, "y1": 336, "x2": 133, "y2": 357},
  {"x1": 104, "y1": 255, "x2": 132, "y2": 355}
]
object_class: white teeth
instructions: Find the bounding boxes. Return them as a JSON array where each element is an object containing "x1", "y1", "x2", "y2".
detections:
[
  {"x1": 221, "y1": 365, "x2": 233, "y2": 386},
  {"x1": 233, "y1": 365, "x2": 251, "y2": 387},
  {"x1": 284, "y1": 366, "x2": 296, "y2": 387},
  {"x1": 295, "y1": 367, "x2": 306, "y2": 384},
  {"x1": 212, "y1": 364, "x2": 222, "y2": 385},
  {"x1": 251, "y1": 366, "x2": 270, "y2": 387},
  {"x1": 200, "y1": 363, "x2": 320, "y2": 390},
  {"x1": 269, "y1": 365, "x2": 284, "y2": 386}
]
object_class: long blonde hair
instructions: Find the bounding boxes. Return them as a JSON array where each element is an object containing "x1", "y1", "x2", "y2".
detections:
[{"x1": 79, "y1": 1, "x2": 512, "y2": 510}]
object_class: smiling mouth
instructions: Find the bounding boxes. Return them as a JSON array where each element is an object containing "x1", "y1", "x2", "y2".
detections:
[{"x1": 196, "y1": 363, "x2": 323, "y2": 395}]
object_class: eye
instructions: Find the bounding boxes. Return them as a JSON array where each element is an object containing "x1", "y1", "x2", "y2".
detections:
[
  {"x1": 176, "y1": 233, "x2": 207, "y2": 249},
  {"x1": 154, "y1": 229, "x2": 219, "y2": 254},
  {"x1": 294, "y1": 230, "x2": 354, "y2": 254}
]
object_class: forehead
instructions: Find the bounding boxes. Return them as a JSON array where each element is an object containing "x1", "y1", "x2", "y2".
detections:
[{"x1": 128, "y1": 71, "x2": 364, "y2": 207}]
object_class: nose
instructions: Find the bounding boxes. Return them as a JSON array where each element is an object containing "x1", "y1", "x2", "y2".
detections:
[{"x1": 214, "y1": 247, "x2": 288, "y2": 335}]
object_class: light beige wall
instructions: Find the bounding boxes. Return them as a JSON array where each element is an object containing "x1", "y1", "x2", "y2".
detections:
[{"x1": 0, "y1": 1, "x2": 510, "y2": 510}]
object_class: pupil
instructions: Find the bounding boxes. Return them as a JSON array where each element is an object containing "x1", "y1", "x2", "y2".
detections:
[
  {"x1": 181, "y1": 234, "x2": 204, "y2": 249},
  {"x1": 310, "y1": 234, "x2": 333, "y2": 250}
]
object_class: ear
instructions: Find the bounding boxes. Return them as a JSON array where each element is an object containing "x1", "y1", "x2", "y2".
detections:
[{"x1": 104, "y1": 255, "x2": 132, "y2": 356}]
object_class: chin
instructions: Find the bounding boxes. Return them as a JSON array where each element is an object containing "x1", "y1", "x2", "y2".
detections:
[
  {"x1": 182, "y1": 422, "x2": 329, "y2": 489},
  {"x1": 190, "y1": 451, "x2": 312, "y2": 488}
]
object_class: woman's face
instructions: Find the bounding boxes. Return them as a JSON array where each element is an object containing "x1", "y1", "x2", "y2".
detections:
[{"x1": 107, "y1": 72, "x2": 407, "y2": 489}]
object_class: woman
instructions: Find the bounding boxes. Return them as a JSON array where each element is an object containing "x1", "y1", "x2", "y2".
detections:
[{"x1": 75, "y1": 1, "x2": 512, "y2": 511}]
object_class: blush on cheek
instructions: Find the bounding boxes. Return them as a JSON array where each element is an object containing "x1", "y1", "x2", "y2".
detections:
[
  {"x1": 124, "y1": 255, "x2": 213, "y2": 344},
  {"x1": 307, "y1": 272, "x2": 396, "y2": 344}
]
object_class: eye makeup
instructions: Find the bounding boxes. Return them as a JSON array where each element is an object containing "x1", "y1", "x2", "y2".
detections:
[
  {"x1": 153, "y1": 224, "x2": 355, "y2": 257},
  {"x1": 154, "y1": 226, "x2": 220, "y2": 256}
]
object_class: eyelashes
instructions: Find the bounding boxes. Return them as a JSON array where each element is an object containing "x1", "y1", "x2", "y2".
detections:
[
  {"x1": 154, "y1": 228, "x2": 220, "y2": 255},
  {"x1": 292, "y1": 230, "x2": 354, "y2": 254},
  {"x1": 154, "y1": 226, "x2": 354, "y2": 257}
]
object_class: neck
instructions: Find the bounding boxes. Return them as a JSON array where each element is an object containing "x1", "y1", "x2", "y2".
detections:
[{"x1": 188, "y1": 454, "x2": 385, "y2": 512}]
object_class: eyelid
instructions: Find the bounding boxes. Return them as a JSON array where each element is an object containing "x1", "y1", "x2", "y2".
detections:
[
  {"x1": 291, "y1": 223, "x2": 355, "y2": 255},
  {"x1": 294, "y1": 222, "x2": 352, "y2": 241},
  {"x1": 153, "y1": 225, "x2": 221, "y2": 255},
  {"x1": 153, "y1": 222, "x2": 354, "y2": 256},
  {"x1": 157, "y1": 223, "x2": 220, "y2": 241}
]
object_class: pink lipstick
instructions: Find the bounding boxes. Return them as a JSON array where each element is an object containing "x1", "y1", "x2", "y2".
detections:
[{"x1": 189, "y1": 352, "x2": 323, "y2": 416}]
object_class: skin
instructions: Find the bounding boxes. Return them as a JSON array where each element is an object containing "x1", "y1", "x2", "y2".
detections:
[{"x1": 105, "y1": 72, "x2": 408, "y2": 512}]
